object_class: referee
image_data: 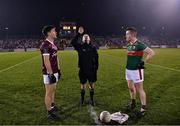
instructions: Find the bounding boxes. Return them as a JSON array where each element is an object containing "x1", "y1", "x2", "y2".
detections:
[{"x1": 71, "y1": 26, "x2": 99, "y2": 106}]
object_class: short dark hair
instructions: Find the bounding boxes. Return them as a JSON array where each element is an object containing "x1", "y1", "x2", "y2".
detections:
[
  {"x1": 126, "y1": 27, "x2": 137, "y2": 36},
  {"x1": 126, "y1": 27, "x2": 137, "y2": 32},
  {"x1": 42, "y1": 25, "x2": 55, "y2": 37}
]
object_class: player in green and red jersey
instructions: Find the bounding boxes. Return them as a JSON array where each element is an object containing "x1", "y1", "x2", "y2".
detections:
[{"x1": 125, "y1": 27, "x2": 155, "y2": 117}]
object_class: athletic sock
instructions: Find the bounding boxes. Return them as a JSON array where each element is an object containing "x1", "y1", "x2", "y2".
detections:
[
  {"x1": 90, "y1": 89, "x2": 94, "y2": 101},
  {"x1": 129, "y1": 99, "x2": 136, "y2": 109},
  {"x1": 141, "y1": 105, "x2": 146, "y2": 110},
  {"x1": 131, "y1": 99, "x2": 136, "y2": 104},
  {"x1": 51, "y1": 103, "x2": 55, "y2": 107},
  {"x1": 81, "y1": 89, "x2": 85, "y2": 102}
]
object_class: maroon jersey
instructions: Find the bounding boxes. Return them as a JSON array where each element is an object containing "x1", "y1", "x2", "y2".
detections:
[{"x1": 40, "y1": 39, "x2": 58, "y2": 74}]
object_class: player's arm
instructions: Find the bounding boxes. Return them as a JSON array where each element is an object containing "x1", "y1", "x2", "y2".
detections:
[
  {"x1": 71, "y1": 34, "x2": 81, "y2": 50},
  {"x1": 143, "y1": 47, "x2": 155, "y2": 63},
  {"x1": 43, "y1": 55, "x2": 53, "y2": 74},
  {"x1": 71, "y1": 26, "x2": 84, "y2": 51},
  {"x1": 57, "y1": 56, "x2": 61, "y2": 79},
  {"x1": 57, "y1": 56, "x2": 60, "y2": 70}
]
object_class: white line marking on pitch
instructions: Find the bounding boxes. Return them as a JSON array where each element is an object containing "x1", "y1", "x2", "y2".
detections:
[
  {"x1": 146, "y1": 63, "x2": 180, "y2": 72},
  {"x1": 0, "y1": 52, "x2": 22, "y2": 55},
  {"x1": 0, "y1": 55, "x2": 39, "y2": 73},
  {"x1": 103, "y1": 53, "x2": 180, "y2": 73}
]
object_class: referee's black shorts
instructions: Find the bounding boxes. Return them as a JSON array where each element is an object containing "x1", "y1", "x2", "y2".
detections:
[{"x1": 79, "y1": 70, "x2": 97, "y2": 84}]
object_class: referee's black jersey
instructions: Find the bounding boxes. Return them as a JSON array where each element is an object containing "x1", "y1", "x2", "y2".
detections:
[{"x1": 71, "y1": 33, "x2": 99, "y2": 73}]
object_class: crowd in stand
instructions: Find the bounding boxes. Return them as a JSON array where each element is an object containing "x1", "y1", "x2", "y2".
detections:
[
  {"x1": 0, "y1": 36, "x2": 180, "y2": 50},
  {"x1": 0, "y1": 39, "x2": 42, "y2": 49}
]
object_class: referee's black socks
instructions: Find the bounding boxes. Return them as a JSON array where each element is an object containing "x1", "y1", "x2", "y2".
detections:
[
  {"x1": 90, "y1": 89, "x2": 94, "y2": 101},
  {"x1": 81, "y1": 89, "x2": 85, "y2": 102}
]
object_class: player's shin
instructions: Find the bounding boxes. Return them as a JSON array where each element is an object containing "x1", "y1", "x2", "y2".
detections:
[
  {"x1": 51, "y1": 85, "x2": 56, "y2": 106},
  {"x1": 127, "y1": 86, "x2": 136, "y2": 110},
  {"x1": 45, "y1": 92, "x2": 52, "y2": 111},
  {"x1": 129, "y1": 90, "x2": 136, "y2": 109},
  {"x1": 129, "y1": 87, "x2": 136, "y2": 100},
  {"x1": 136, "y1": 83, "x2": 146, "y2": 109},
  {"x1": 139, "y1": 89, "x2": 146, "y2": 109}
]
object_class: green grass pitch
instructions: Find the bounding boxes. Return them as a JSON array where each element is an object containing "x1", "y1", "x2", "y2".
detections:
[{"x1": 0, "y1": 49, "x2": 180, "y2": 125}]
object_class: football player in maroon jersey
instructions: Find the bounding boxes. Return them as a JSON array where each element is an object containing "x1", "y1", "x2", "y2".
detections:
[{"x1": 40, "y1": 25, "x2": 61, "y2": 120}]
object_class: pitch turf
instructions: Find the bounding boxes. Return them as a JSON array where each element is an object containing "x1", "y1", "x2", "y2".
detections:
[{"x1": 0, "y1": 49, "x2": 180, "y2": 125}]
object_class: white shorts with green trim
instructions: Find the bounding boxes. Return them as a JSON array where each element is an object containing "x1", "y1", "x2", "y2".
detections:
[{"x1": 125, "y1": 69, "x2": 144, "y2": 83}]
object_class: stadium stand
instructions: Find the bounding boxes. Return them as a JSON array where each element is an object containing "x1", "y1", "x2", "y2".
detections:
[{"x1": 0, "y1": 36, "x2": 180, "y2": 52}]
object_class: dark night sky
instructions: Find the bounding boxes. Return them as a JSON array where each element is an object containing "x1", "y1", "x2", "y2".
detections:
[{"x1": 0, "y1": 0, "x2": 180, "y2": 37}]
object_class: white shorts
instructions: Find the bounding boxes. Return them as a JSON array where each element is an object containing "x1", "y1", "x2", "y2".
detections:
[
  {"x1": 125, "y1": 69, "x2": 144, "y2": 84},
  {"x1": 43, "y1": 73, "x2": 59, "y2": 85}
]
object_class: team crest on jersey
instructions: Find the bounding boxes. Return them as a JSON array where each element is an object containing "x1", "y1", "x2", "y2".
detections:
[
  {"x1": 133, "y1": 46, "x2": 136, "y2": 49},
  {"x1": 52, "y1": 52, "x2": 57, "y2": 57},
  {"x1": 128, "y1": 45, "x2": 136, "y2": 50}
]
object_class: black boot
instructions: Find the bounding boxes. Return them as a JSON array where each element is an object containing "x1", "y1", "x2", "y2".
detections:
[
  {"x1": 47, "y1": 109, "x2": 60, "y2": 121},
  {"x1": 137, "y1": 105, "x2": 147, "y2": 118}
]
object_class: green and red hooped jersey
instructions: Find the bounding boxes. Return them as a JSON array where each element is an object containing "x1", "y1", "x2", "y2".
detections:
[{"x1": 126, "y1": 41, "x2": 147, "y2": 70}]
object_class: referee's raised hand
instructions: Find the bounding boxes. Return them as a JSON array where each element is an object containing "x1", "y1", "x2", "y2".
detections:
[{"x1": 78, "y1": 26, "x2": 84, "y2": 34}]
